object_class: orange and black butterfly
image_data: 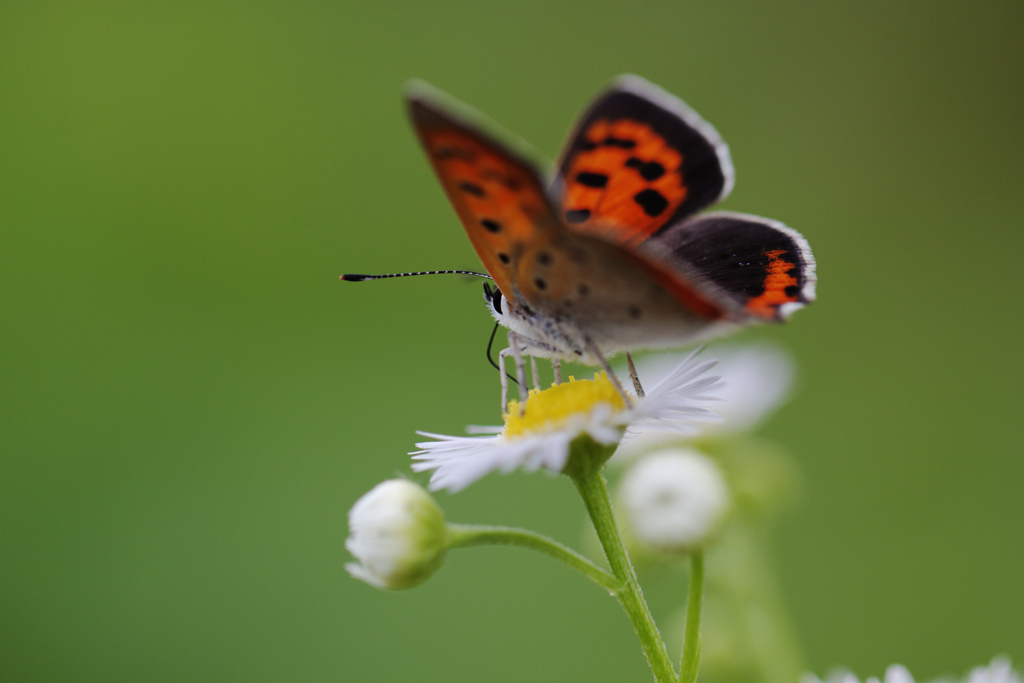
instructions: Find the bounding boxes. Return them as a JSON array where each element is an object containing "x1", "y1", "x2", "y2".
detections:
[{"x1": 345, "y1": 76, "x2": 815, "y2": 393}]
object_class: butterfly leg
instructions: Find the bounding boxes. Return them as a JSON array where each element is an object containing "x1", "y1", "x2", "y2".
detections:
[
  {"x1": 498, "y1": 348, "x2": 512, "y2": 414},
  {"x1": 584, "y1": 337, "x2": 632, "y2": 408},
  {"x1": 507, "y1": 332, "x2": 529, "y2": 412},
  {"x1": 530, "y1": 356, "x2": 540, "y2": 390},
  {"x1": 552, "y1": 359, "x2": 562, "y2": 385},
  {"x1": 626, "y1": 353, "x2": 645, "y2": 399}
]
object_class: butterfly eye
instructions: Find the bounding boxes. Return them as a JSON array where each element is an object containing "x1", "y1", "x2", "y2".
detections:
[{"x1": 482, "y1": 282, "x2": 503, "y2": 314}]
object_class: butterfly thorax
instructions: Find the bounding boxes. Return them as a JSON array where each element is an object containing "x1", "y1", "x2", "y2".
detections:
[{"x1": 483, "y1": 283, "x2": 736, "y2": 365}]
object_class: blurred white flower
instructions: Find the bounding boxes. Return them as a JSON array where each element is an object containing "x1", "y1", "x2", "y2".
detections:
[
  {"x1": 802, "y1": 665, "x2": 915, "y2": 683},
  {"x1": 345, "y1": 479, "x2": 448, "y2": 590},
  {"x1": 963, "y1": 658, "x2": 1021, "y2": 683},
  {"x1": 412, "y1": 350, "x2": 722, "y2": 493},
  {"x1": 802, "y1": 658, "x2": 1021, "y2": 683},
  {"x1": 619, "y1": 448, "x2": 729, "y2": 552},
  {"x1": 615, "y1": 343, "x2": 794, "y2": 460},
  {"x1": 694, "y1": 343, "x2": 794, "y2": 433}
]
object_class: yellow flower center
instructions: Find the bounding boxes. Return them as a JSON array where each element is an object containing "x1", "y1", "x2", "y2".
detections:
[{"x1": 503, "y1": 373, "x2": 626, "y2": 439}]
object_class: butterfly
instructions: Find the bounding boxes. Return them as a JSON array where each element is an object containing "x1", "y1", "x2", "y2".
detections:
[{"x1": 345, "y1": 75, "x2": 815, "y2": 402}]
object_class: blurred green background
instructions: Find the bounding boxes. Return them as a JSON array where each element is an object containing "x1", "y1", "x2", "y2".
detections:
[{"x1": 2, "y1": 1, "x2": 1022, "y2": 681}]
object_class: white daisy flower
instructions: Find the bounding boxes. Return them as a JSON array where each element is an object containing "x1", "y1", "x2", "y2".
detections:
[
  {"x1": 345, "y1": 479, "x2": 449, "y2": 590},
  {"x1": 411, "y1": 350, "x2": 722, "y2": 493},
  {"x1": 618, "y1": 448, "x2": 730, "y2": 553}
]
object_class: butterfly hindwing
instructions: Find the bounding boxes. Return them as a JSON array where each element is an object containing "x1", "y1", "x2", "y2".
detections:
[
  {"x1": 554, "y1": 75, "x2": 735, "y2": 249},
  {"x1": 644, "y1": 212, "x2": 817, "y2": 321}
]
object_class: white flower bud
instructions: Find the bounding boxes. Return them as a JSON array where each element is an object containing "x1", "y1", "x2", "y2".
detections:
[
  {"x1": 619, "y1": 449, "x2": 729, "y2": 552},
  {"x1": 345, "y1": 479, "x2": 448, "y2": 590}
]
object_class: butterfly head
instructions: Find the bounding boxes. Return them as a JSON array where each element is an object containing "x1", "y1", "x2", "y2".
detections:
[{"x1": 482, "y1": 282, "x2": 522, "y2": 336}]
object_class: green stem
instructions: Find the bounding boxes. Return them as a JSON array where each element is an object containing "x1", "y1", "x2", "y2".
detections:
[
  {"x1": 447, "y1": 523, "x2": 621, "y2": 593},
  {"x1": 565, "y1": 438, "x2": 677, "y2": 683},
  {"x1": 678, "y1": 550, "x2": 704, "y2": 683}
]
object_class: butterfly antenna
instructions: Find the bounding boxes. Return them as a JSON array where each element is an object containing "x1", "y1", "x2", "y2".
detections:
[
  {"x1": 486, "y1": 322, "x2": 518, "y2": 386},
  {"x1": 341, "y1": 270, "x2": 492, "y2": 281}
]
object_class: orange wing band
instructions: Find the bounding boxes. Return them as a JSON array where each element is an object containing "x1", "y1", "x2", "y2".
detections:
[{"x1": 745, "y1": 249, "x2": 800, "y2": 318}]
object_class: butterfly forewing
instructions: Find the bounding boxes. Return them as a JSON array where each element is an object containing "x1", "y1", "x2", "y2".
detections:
[
  {"x1": 554, "y1": 75, "x2": 734, "y2": 249},
  {"x1": 407, "y1": 89, "x2": 565, "y2": 302}
]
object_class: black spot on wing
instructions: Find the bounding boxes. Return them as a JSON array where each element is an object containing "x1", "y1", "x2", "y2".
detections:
[
  {"x1": 458, "y1": 181, "x2": 486, "y2": 197},
  {"x1": 641, "y1": 162, "x2": 666, "y2": 181},
  {"x1": 480, "y1": 219, "x2": 501, "y2": 233},
  {"x1": 604, "y1": 136, "x2": 636, "y2": 149},
  {"x1": 634, "y1": 189, "x2": 669, "y2": 217},
  {"x1": 576, "y1": 172, "x2": 609, "y2": 188},
  {"x1": 624, "y1": 157, "x2": 666, "y2": 181}
]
